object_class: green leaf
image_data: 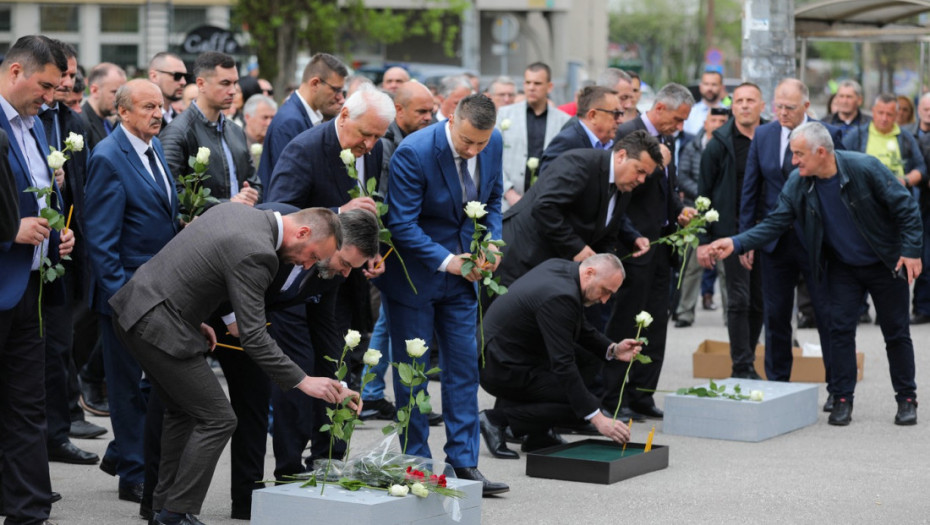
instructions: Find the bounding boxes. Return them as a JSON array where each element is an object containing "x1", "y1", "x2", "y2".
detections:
[
  {"x1": 676, "y1": 388, "x2": 689, "y2": 395},
  {"x1": 398, "y1": 363, "x2": 414, "y2": 385},
  {"x1": 366, "y1": 177, "x2": 377, "y2": 195},
  {"x1": 460, "y1": 261, "x2": 475, "y2": 276},
  {"x1": 709, "y1": 379, "x2": 717, "y2": 391},
  {"x1": 335, "y1": 363, "x2": 347, "y2": 381},
  {"x1": 319, "y1": 424, "x2": 332, "y2": 432},
  {"x1": 382, "y1": 424, "x2": 396, "y2": 435},
  {"x1": 323, "y1": 355, "x2": 337, "y2": 363},
  {"x1": 424, "y1": 366, "x2": 441, "y2": 376},
  {"x1": 396, "y1": 410, "x2": 408, "y2": 423},
  {"x1": 633, "y1": 353, "x2": 653, "y2": 364}
]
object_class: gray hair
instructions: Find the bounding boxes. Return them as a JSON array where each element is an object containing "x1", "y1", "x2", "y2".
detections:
[
  {"x1": 439, "y1": 74, "x2": 473, "y2": 98},
  {"x1": 454, "y1": 94, "x2": 497, "y2": 130},
  {"x1": 789, "y1": 121, "x2": 835, "y2": 154},
  {"x1": 580, "y1": 253, "x2": 626, "y2": 279},
  {"x1": 777, "y1": 78, "x2": 810, "y2": 104},
  {"x1": 487, "y1": 76, "x2": 516, "y2": 94},
  {"x1": 339, "y1": 209, "x2": 380, "y2": 258},
  {"x1": 346, "y1": 74, "x2": 374, "y2": 97},
  {"x1": 597, "y1": 68, "x2": 632, "y2": 89},
  {"x1": 243, "y1": 94, "x2": 278, "y2": 117},
  {"x1": 653, "y1": 83, "x2": 694, "y2": 110},
  {"x1": 873, "y1": 92, "x2": 898, "y2": 107},
  {"x1": 920, "y1": 92, "x2": 930, "y2": 106},
  {"x1": 343, "y1": 82, "x2": 396, "y2": 123},
  {"x1": 837, "y1": 79, "x2": 863, "y2": 98}
]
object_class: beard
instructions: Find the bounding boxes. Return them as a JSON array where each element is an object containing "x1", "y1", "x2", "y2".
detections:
[{"x1": 316, "y1": 259, "x2": 337, "y2": 280}]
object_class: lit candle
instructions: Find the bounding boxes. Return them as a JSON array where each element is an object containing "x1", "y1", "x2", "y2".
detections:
[{"x1": 644, "y1": 425, "x2": 655, "y2": 452}]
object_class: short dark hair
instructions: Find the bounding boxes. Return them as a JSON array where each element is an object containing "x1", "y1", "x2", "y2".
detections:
[
  {"x1": 578, "y1": 86, "x2": 618, "y2": 117},
  {"x1": 339, "y1": 209, "x2": 380, "y2": 258},
  {"x1": 733, "y1": 81, "x2": 762, "y2": 95},
  {"x1": 87, "y1": 62, "x2": 125, "y2": 86},
  {"x1": 525, "y1": 62, "x2": 552, "y2": 82},
  {"x1": 454, "y1": 94, "x2": 497, "y2": 130},
  {"x1": 701, "y1": 70, "x2": 723, "y2": 83},
  {"x1": 72, "y1": 71, "x2": 85, "y2": 93},
  {"x1": 3, "y1": 35, "x2": 68, "y2": 76},
  {"x1": 613, "y1": 130, "x2": 663, "y2": 167},
  {"x1": 148, "y1": 51, "x2": 183, "y2": 71},
  {"x1": 626, "y1": 70, "x2": 641, "y2": 82},
  {"x1": 193, "y1": 51, "x2": 236, "y2": 79},
  {"x1": 302, "y1": 53, "x2": 348, "y2": 83},
  {"x1": 58, "y1": 41, "x2": 77, "y2": 61}
]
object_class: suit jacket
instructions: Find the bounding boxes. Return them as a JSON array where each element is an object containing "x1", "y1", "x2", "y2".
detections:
[
  {"x1": 265, "y1": 119, "x2": 383, "y2": 210},
  {"x1": 84, "y1": 125, "x2": 179, "y2": 315},
  {"x1": 377, "y1": 122, "x2": 504, "y2": 307},
  {"x1": 483, "y1": 258, "x2": 613, "y2": 418},
  {"x1": 0, "y1": 130, "x2": 17, "y2": 243},
  {"x1": 257, "y1": 92, "x2": 315, "y2": 191},
  {"x1": 497, "y1": 149, "x2": 639, "y2": 287},
  {"x1": 739, "y1": 119, "x2": 844, "y2": 252},
  {"x1": 80, "y1": 101, "x2": 109, "y2": 151},
  {"x1": 539, "y1": 118, "x2": 594, "y2": 175},
  {"x1": 614, "y1": 116, "x2": 685, "y2": 265},
  {"x1": 109, "y1": 203, "x2": 306, "y2": 390},
  {"x1": 39, "y1": 103, "x2": 91, "y2": 300},
  {"x1": 0, "y1": 111, "x2": 63, "y2": 311},
  {"x1": 496, "y1": 101, "x2": 570, "y2": 211}
]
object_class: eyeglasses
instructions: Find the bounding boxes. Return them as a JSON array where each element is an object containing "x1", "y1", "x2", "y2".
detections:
[
  {"x1": 595, "y1": 108, "x2": 624, "y2": 120},
  {"x1": 320, "y1": 79, "x2": 346, "y2": 97},
  {"x1": 262, "y1": 88, "x2": 274, "y2": 96},
  {"x1": 774, "y1": 103, "x2": 800, "y2": 112},
  {"x1": 157, "y1": 70, "x2": 187, "y2": 82}
]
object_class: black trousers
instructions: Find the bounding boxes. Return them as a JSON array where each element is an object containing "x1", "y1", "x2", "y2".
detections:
[{"x1": 722, "y1": 254, "x2": 764, "y2": 372}]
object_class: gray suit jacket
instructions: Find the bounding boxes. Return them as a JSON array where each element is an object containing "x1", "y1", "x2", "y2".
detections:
[{"x1": 109, "y1": 203, "x2": 306, "y2": 390}]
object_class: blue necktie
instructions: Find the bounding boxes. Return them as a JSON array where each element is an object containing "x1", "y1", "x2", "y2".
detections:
[
  {"x1": 782, "y1": 144, "x2": 794, "y2": 179},
  {"x1": 460, "y1": 158, "x2": 478, "y2": 203},
  {"x1": 145, "y1": 147, "x2": 167, "y2": 196}
]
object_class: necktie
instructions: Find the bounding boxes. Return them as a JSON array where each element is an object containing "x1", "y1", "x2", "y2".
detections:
[
  {"x1": 460, "y1": 157, "x2": 478, "y2": 203},
  {"x1": 782, "y1": 143, "x2": 794, "y2": 178},
  {"x1": 145, "y1": 147, "x2": 167, "y2": 196}
]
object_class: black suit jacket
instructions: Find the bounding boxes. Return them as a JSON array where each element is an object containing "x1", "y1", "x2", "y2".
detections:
[
  {"x1": 0, "y1": 130, "x2": 16, "y2": 243},
  {"x1": 539, "y1": 118, "x2": 593, "y2": 175},
  {"x1": 80, "y1": 101, "x2": 109, "y2": 151},
  {"x1": 614, "y1": 116, "x2": 684, "y2": 265},
  {"x1": 498, "y1": 149, "x2": 639, "y2": 287},
  {"x1": 483, "y1": 258, "x2": 613, "y2": 418}
]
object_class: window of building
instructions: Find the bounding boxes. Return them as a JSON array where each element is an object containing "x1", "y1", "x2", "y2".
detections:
[
  {"x1": 101, "y1": 44, "x2": 138, "y2": 68},
  {"x1": 101, "y1": 6, "x2": 139, "y2": 33},
  {"x1": 172, "y1": 7, "x2": 207, "y2": 33},
  {"x1": 40, "y1": 5, "x2": 80, "y2": 32},
  {"x1": 0, "y1": 6, "x2": 11, "y2": 32}
]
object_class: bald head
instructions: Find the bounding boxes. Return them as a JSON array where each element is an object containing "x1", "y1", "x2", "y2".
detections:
[
  {"x1": 382, "y1": 67, "x2": 410, "y2": 93},
  {"x1": 395, "y1": 80, "x2": 435, "y2": 135},
  {"x1": 116, "y1": 79, "x2": 164, "y2": 142}
]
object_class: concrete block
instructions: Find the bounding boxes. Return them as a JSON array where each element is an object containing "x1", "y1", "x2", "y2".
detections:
[
  {"x1": 251, "y1": 477, "x2": 482, "y2": 525},
  {"x1": 662, "y1": 378, "x2": 818, "y2": 442}
]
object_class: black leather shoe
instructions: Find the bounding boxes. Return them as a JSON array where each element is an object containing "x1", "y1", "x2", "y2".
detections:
[
  {"x1": 452, "y1": 467, "x2": 509, "y2": 496},
  {"x1": 152, "y1": 513, "x2": 204, "y2": 525},
  {"x1": 50, "y1": 491, "x2": 61, "y2": 504},
  {"x1": 521, "y1": 429, "x2": 566, "y2": 452},
  {"x1": 702, "y1": 293, "x2": 717, "y2": 311},
  {"x1": 140, "y1": 502, "x2": 154, "y2": 521},
  {"x1": 428, "y1": 411, "x2": 443, "y2": 426},
  {"x1": 99, "y1": 455, "x2": 117, "y2": 476},
  {"x1": 230, "y1": 500, "x2": 251, "y2": 520},
  {"x1": 78, "y1": 377, "x2": 110, "y2": 416},
  {"x1": 910, "y1": 313, "x2": 930, "y2": 325},
  {"x1": 895, "y1": 398, "x2": 917, "y2": 426},
  {"x1": 478, "y1": 411, "x2": 518, "y2": 459},
  {"x1": 118, "y1": 483, "x2": 144, "y2": 503},
  {"x1": 503, "y1": 426, "x2": 522, "y2": 444},
  {"x1": 631, "y1": 404, "x2": 664, "y2": 419},
  {"x1": 823, "y1": 394, "x2": 835, "y2": 412},
  {"x1": 828, "y1": 397, "x2": 853, "y2": 426},
  {"x1": 731, "y1": 369, "x2": 763, "y2": 380},
  {"x1": 674, "y1": 319, "x2": 692, "y2": 328},
  {"x1": 614, "y1": 406, "x2": 646, "y2": 422},
  {"x1": 48, "y1": 441, "x2": 99, "y2": 464},
  {"x1": 69, "y1": 419, "x2": 107, "y2": 439},
  {"x1": 359, "y1": 398, "x2": 396, "y2": 421}
]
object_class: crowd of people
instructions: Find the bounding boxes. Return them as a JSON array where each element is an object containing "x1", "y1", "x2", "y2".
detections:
[{"x1": 0, "y1": 33, "x2": 926, "y2": 525}]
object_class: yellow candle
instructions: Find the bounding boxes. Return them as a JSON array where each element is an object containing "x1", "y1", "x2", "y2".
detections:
[
  {"x1": 621, "y1": 418, "x2": 633, "y2": 454},
  {"x1": 374, "y1": 246, "x2": 394, "y2": 270},
  {"x1": 63, "y1": 204, "x2": 74, "y2": 234},
  {"x1": 214, "y1": 342, "x2": 244, "y2": 351},
  {"x1": 644, "y1": 425, "x2": 655, "y2": 452}
]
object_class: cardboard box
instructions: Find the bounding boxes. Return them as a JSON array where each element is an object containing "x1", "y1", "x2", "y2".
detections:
[
  {"x1": 663, "y1": 378, "x2": 819, "y2": 442},
  {"x1": 526, "y1": 439, "x2": 669, "y2": 484},
  {"x1": 692, "y1": 340, "x2": 864, "y2": 382}
]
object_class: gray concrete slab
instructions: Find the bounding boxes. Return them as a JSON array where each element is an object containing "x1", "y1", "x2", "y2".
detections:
[{"x1": 49, "y1": 300, "x2": 930, "y2": 523}]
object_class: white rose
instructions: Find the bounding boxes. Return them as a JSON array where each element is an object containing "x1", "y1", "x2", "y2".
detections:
[
  {"x1": 464, "y1": 201, "x2": 487, "y2": 219},
  {"x1": 750, "y1": 390, "x2": 764, "y2": 402},
  {"x1": 695, "y1": 196, "x2": 711, "y2": 212},
  {"x1": 410, "y1": 482, "x2": 429, "y2": 498},
  {"x1": 250, "y1": 143, "x2": 263, "y2": 157},
  {"x1": 64, "y1": 132, "x2": 84, "y2": 152},
  {"x1": 47, "y1": 149, "x2": 67, "y2": 170},
  {"x1": 363, "y1": 349, "x2": 382, "y2": 367},
  {"x1": 344, "y1": 329, "x2": 361, "y2": 349},
  {"x1": 340, "y1": 148, "x2": 355, "y2": 166},
  {"x1": 405, "y1": 338, "x2": 428, "y2": 358},
  {"x1": 388, "y1": 484, "x2": 409, "y2": 497},
  {"x1": 887, "y1": 139, "x2": 898, "y2": 151},
  {"x1": 634, "y1": 311, "x2": 654, "y2": 328},
  {"x1": 704, "y1": 209, "x2": 720, "y2": 223},
  {"x1": 195, "y1": 147, "x2": 211, "y2": 165},
  {"x1": 526, "y1": 157, "x2": 540, "y2": 171},
  {"x1": 499, "y1": 118, "x2": 512, "y2": 131}
]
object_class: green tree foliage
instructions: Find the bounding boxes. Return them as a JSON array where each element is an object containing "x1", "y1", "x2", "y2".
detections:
[{"x1": 234, "y1": 0, "x2": 469, "y2": 91}]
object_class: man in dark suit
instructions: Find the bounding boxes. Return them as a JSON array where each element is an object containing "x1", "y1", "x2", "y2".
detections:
[
  {"x1": 539, "y1": 86, "x2": 624, "y2": 174},
  {"x1": 497, "y1": 130, "x2": 660, "y2": 288},
  {"x1": 0, "y1": 34, "x2": 72, "y2": 525},
  {"x1": 84, "y1": 79, "x2": 181, "y2": 505},
  {"x1": 480, "y1": 255, "x2": 639, "y2": 457},
  {"x1": 80, "y1": 62, "x2": 126, "y2": 151},
  {"x1": 110, "y1": 203, "x2": 353, "y2": 525},
  {"x1": 257, "y1": 53, "x2": 348, "y2": 189},
  {"x1": 739, "y1": 78, "x2": 844, "y2": 400},
  {"x1": 603, "y1": 83, "x2": 696, "y2": 422},
  {"x1": 378, "y1": 94, "x2": 509, "y2": 495},
  {"x1": 0, "y1": 129, "x2": 15, "y2": 243}
]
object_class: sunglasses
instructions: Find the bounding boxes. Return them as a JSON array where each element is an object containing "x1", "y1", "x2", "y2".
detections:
[
  {"x1": 157, "y1": 70, "x2": 187, "y2": 82},
  {"x1": 595, "y1": 107, "x2": 624, "y2": 120}
]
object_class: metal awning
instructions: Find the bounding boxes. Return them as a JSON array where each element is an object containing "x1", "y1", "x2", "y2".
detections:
[{"x1": 796, "y1": 0, "x2": 930, "y2": 41}]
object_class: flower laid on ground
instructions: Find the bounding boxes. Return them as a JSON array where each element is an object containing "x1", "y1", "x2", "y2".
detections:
[
  {"x1": 388, "y1": 484, "x2": 409, "y2": 497},
  {"x1": 527, "y1": 157, "x2": 540, "y2": 186},
  {"x1": 24, "y1": 185, "x2": 71, "y2": 336},
  {"x1": 177, "y1": 147, "x2": 219, "y2": 223},
  {"x1": 462, "y1": 200, "x2": 507, "y2": 367},
  {"x1": 383, "y1": 339, "x2": 440, "y2": 453},
  {"x1": 410, "y1": 482, "x2": 429, "y2": 498},
  {"x1": 674, "y1": 380, "x2": 762, "y2": 402},
  {"x1": 612, "y1": 311, "x2": 655, "y2": 421},
  {"x1": 363, "y1": 349, "x2": 382, "y2": 366},
  {"x1": 750, "y1": 390, "x2": 764, "y2": 402}
]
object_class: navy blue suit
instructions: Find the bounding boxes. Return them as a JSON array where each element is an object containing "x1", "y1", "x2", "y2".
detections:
[
  {"x1": 739, "y1": 119, "x2": 842, "y2": 383},
  {"x1": 256, "y1": 92, "x2": 314, "y2": 191},
  {"x1": 84, "y1": 125, "x2": 179, "y2": 488},
  {"x1": 377, "y1": 122, "x2": 503, "y2": 468},
  {"x1": 539, "y1": 118, "x2": 594, "y2": 175}
]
